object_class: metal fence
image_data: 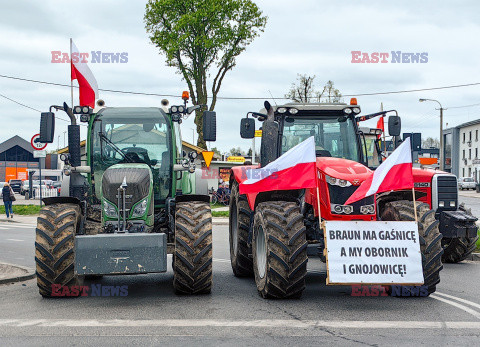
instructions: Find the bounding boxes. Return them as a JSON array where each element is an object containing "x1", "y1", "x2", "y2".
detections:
[{"x1": 30, "y1": 188, "x2": 58, "y2": 199}]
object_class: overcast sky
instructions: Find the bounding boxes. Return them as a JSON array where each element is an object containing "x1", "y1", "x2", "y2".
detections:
[{"x1": 1, "y1": 0, "x2": 480, "y2": 154}]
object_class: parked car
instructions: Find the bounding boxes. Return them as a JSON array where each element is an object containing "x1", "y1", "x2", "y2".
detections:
[
  {"x1": 458, "y1": 177, "x2": 476, "y2": 190},
  {"x1": 20, "y1": 181, "x2": 29, "y2": 195},
  {"x1": 52, "y1": 181, "x2": 62, "y2": 196},
  {"x1": 0, "y1": 182, "x2": 6, "y2": 198},
  {"x1": 8, "y1": 179, "x2": 22, "y2": 193},
  {"x1": 23, "y1": 180, "x2": 48, "y2": 198}
]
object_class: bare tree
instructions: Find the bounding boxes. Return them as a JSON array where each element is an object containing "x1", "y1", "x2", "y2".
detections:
[{"x1": 285, "y1": 75, "x2": 342, "y2": 103}]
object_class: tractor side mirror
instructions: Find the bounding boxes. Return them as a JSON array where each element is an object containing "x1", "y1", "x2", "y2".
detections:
[
  {"x1": 240, "y1": 118, "x2": 255, "y2": 139},
  {"x1": 39, "y1": 112, "x2": 55, "y2": 143},
  {"x1": 260, "y1": 120, "x2": 279, "y2": 166},
  {"x1": 388, "y1": 115, "x2": 401, "y2": 137},
  {"x1": 202, "y1": 111, "x2": 216, "y2": 141}
]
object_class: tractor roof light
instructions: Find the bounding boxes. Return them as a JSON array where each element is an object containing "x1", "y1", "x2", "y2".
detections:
[
  {"x1": 350, "y1": 98, "x2": 358, "y2": 105},
  {"x1": 182, "y1": 91, "x2": 190, "y2": 101},
  {"x1": 73, "y1": 106, "x2": 83, "y2": 114},
  {"x1": 277, "y1": 107, "x2": 287, "y2": 114},
  {"x1": 343, "y1": 108, "x2": 353, "y2": 114},
  {"x1": 82, "y1": 106, "x2": 90, "y2": 114},
  {"x1": 171, "y1": 106, "x2": 178, "y2": 113},
  {"x1": 352, "y1": 107, "x2": 361, "y2": 114},
  {"x1": 288, "y1": 108, "x2": 299, "y2": 114},
  {"x1": 177, "y1": 105, "x2": 185, "y2": 113}
]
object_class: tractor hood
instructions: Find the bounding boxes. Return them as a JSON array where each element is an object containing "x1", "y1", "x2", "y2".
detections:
[{"x1": 316, "y1": 157, "x2": 372, "y2": 184}]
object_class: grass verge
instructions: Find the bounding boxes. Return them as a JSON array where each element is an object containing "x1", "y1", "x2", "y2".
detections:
[
  {"x1": 212, "y1": 210, "x2": 229, "y2": 218},
  {"x1": 476, "y1": 230, "x2": 480, "y2": 252},
  {"x1": 0, "y1": 205, "x2": 42, "y2": 215}
]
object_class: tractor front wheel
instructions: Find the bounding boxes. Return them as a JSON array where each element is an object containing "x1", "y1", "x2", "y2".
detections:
[
  {"x1": 229, "y1": 183, "x2": 254, "y2": 277},
  {"x1": 173, "y1": 201, "x2": 213, "y2": 294},
  {"x1": 252, "y1": 201, "x2": 307, "y2": 299},
  {"x1": 35, "y1": 203, "x2": 82, "y2": 298},
  {"x1": 380, "y1": 200, "x2": 443, "y2": 296}
]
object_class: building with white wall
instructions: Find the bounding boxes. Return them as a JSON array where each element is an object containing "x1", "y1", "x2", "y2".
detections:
[{"x1": 443, "y1": 119, "x2": 480, "y2": 180}]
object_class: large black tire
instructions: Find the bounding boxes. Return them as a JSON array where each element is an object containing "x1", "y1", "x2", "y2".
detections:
[
  {"x1": 229, "y1": 183, "x2": 254, "y2": 277},
  {"x1": 442, "y1": 204, "x2": 479, "y2": 263},
  {"x1": 173, "y1": 201, "x2": 213, "y2": 294},
  {"x1": 380, "y1": 200, "x2": 443, "y2": 295},
  {"x1": 252, "y1": 201, "x2": 308, "y2": 299},
  {"x1": 35, "y1": 203, "x2": 82, "y2": 298}
]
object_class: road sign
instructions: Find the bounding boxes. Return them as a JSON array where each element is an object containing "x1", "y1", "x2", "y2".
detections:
[
  {"x1": 33, "y1": 150, "x2": 47, "y2": 158},
  {"x1": 202, "y1": 151, "x2": 214, "y2": 168},
  {"x1": 255, "y1": 130, "x2": 262, "y2": 137},
  {"x1": 31, "y1": 134, "x2": 47, "y2": 150},
  {"x1": 227, "y1": 156, "x2": 245, "y2": 163}
]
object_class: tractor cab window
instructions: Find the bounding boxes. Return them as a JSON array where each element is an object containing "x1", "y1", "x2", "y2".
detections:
[
  {"x1": 92, "y1": 108, "x2": 172, "y2": 203},
  {"x1": 361, "y1": 134, "x2": 381, "y2": 169},
  {"x1": 282, "y1": 116, "x2": 359, "y2": 162}
]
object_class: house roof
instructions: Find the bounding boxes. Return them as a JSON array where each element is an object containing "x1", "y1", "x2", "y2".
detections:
[
  {"x1": 57, "y1": 139, "x2": 221, "y2": 159},
  {"x1": 0, "y1": 135, "x2": 33, "y2": 154},
  {"x1": 454, "y1": 118, "x2": 480, "y2": 129}
]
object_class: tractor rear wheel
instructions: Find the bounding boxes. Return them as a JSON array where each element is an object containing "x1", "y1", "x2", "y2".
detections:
[
  {"x1": 252, "y1": 201, "x2": 308, "y2": 299},
  {"x1": 35, "y1": 203, "x2": 82, "y2": 298},
  {"x1": 380, "y1": 200, "x2": 443, "y2": 296},
  {"x1": 174, "y1": 201, "x2": 213, "y2": 294},
  {"x1": 442, "y1": 204, "x2": 479, "y2": 263},
  {"x1": 229, "y1": 183, "x2": 254, "y2": 277}
]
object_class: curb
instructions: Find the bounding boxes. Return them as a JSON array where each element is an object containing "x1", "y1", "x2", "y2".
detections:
[
  {"x1": 213, "y1": 217, "x2": 228, "y2": 225},
  {"x1": 468, "y1": 253, "x2": 480, "y2": 261},
  {"x1": 0, "y1": 263, "x2": 36, "y2": 285}
]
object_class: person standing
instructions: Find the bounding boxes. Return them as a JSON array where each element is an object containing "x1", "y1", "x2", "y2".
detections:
[{"x1": 2, "y1": 183, "x2": 14, "y2": 218}]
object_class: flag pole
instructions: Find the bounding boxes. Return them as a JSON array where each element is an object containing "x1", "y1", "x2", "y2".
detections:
[
  {"x1": 316, "y1": 185, "x2": 322, "y2": 225},
  {"x1": 70, "y1": 38, "x2": 74, "y2": 108},
  {"x1": 412, "y1": 187, "x2": 418, "y2": 223}
]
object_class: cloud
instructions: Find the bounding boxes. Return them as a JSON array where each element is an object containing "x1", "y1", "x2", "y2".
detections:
[{"x1": 0, "y1": 0, "x2": 479, "y2": 154}]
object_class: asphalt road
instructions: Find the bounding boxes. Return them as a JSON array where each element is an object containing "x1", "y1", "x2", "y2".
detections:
[{"x1": 0, "y1": 216, "x2": 479, "y2": 346}]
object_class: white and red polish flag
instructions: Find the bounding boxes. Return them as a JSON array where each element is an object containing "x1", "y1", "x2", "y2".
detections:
[
  {"x1": 70, "y1": 40, "x2": 98, "y2": 108},
  {"x1": 345, "y1": 137, "x2": 413, "y2": 205},
  {"x1": 239, "y1": 136, "x2": 316, "y2": 195}
]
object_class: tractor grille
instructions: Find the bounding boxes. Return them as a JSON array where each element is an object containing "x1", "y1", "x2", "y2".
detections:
[
  {"x1": 327, "y1": 184, "x2": 374, "y2": 214},
  {"x1": 433, "y1": 175, "x2": 458, "y2": 214},
  {"x1": 102, "y1": 166, "x2": 151, "y2": 212}
]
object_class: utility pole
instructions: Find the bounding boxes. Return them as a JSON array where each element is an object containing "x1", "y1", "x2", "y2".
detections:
[{"x1": 419, "y1": 98, "x2": 445, "y2": 170}]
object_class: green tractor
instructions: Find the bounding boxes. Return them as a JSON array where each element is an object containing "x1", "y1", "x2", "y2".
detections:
[{"x1": 35, "y1": 95, "x2": 216, "y2": 297}]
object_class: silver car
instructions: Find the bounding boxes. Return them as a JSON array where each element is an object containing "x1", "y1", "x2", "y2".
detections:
[{"x1": 458, "y1": 177, "x2": 476, "y2": 190}]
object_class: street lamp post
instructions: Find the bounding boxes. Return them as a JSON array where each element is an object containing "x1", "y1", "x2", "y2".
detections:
[{"x1": 419, "y1": 98, "x2": 444, "y2": 170}]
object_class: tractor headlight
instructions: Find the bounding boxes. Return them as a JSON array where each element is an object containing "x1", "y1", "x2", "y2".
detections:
[
  {"x1": 360, "y1": 204, "x2": 375, "y2": 214},
  {"x1": 288, "y1": 108, "x2": 298, "y2": 114},
  {"x1": 343, "y1": 205, "x2": 353, "y2": 214},
  {"x1": 333, "y1": 204, "x2": 343, "y2": 214},
  {"x1": 82, "y1": 106, "x2": 90, "y2": 114},
  {"x1": 352, "y1": 107, "x2": 361, "y2": 114},
  {"x1": 132, "y1": 198, "x2": 148, "y2": 218},
  {"x1": 325, "y1": 175, "x2": 352, "y2": 187},
  {"x1": 277, "y1": 107, "x2": 287, "y2": 114},
  {"x1": 171, "y1": 106, "x2": 178, "y2": 113},
  {"x1": 103, "y1": 200, "x2": 118, "y2": 218},
  {"x1": 439, "y1": 201, "x2": 445, "y2": 207},
  {"x1": 326, "y1": 175, "x2": 337, "y2": 185},
  {"x1": 343, "y1": 108, "x2": 352, "y2": 114},
  {"x1": 450, "y1": 201, "x2": 456, "y2": 207}
]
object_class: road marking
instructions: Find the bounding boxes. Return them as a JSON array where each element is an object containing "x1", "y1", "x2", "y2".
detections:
[
  {"x1": 0, "y1": 319, "x2": 478, "y2": 329},
  {"x1": 5, "y1": 239, "x2": 24, "y2": 242},
  {"x1": 431, "y1": 295, "x2": 480, "y2": 320},
  {"x1": 0, "y1": 224, "x2": 36, "y2": 228},
  {"x1": 435, "y1": 292, "x2": 480, "y2": 311},
  {"x1": 213, "y1": 258, "x2": 230, "y2": 263}
]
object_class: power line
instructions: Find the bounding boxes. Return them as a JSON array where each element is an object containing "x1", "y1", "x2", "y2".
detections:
[
  {"x1": 0, "y1": 91, "x2": 83, "y2": 125},
  {"x1": 446, "y1": 102, "x2": 480, "y2": 109},
  {"x1": 0, "y1": 92, "x2": 41, "y2": 112},
  {"x1": 2, "y1": 73, "x2": 480, "y2": 100}
]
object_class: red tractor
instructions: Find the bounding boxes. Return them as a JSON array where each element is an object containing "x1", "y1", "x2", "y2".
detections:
[
  {"x1": 358, "y1": 122, "x2": 479, "y2": 263},
  {"x1": 228, "y1": 100, "x2": 475, "y2": 299}
]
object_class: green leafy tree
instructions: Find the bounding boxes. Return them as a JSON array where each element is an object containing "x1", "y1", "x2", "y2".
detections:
[{"x1": 145, "y1": 0, "x2": 267, "y2": 149}]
